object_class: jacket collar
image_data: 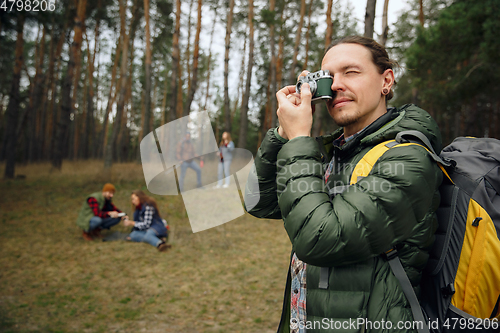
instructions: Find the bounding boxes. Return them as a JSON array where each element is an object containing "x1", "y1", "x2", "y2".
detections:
[{"x1": 331, "y1": 107, "x2": 399, "y2": 158}]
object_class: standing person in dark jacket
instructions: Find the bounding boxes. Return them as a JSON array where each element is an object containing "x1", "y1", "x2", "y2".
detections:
[
  {"x1": 176, "y1": 132, "x2": 202, "y2": 191},
  {"x1": 245, "y1": 36, "x2": 443, "y2": 332},
  {"x1": 76, "y1": 183, "x2": 125, "y2": 241},
  {"x1": 123, "y1": 190, "x2": 170, "y2": 252}
]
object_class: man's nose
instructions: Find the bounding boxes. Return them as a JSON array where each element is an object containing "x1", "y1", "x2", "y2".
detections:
[{"x1": 330, "y1": 74, "x2": 346, "y2": 92}]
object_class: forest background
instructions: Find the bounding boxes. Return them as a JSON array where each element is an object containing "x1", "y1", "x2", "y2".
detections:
[{"x1": 1, "y1": 0, "x2": 499, "y2": 177}]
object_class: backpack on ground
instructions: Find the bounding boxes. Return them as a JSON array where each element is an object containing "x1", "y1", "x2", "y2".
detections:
[{"x1": 350, "y1": 131, "x2": 500, "y2": 333}]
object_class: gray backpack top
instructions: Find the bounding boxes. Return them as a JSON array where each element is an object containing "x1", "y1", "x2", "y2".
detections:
[{"x1": 353, "y1": 133, "x2": 500, "y2": 332}]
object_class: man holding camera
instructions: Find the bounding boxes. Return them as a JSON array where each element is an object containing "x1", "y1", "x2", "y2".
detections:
[{"x1": 245, "y1": 36, "x2": 442, "y2": 332}]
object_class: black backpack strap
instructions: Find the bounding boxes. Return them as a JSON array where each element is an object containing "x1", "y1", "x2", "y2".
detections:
[
  {"x1": 385, "y1": 249, "x2": 430, "y2": 333},
  {"x1": 395, "y1": 130, "x2": 452, "y2": 167},
  {"x1": 491, "y1": 294, "x2": 500, "y2": 319}
]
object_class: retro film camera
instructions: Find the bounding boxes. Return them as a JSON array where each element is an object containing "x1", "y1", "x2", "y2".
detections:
[{"x1": 296, "y1": 70, "x2": 335, "y2": 104}]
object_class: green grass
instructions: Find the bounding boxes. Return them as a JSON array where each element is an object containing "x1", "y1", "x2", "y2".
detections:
[{"x1": 0, "y1": 161, "x2": 291, "y2": 332}]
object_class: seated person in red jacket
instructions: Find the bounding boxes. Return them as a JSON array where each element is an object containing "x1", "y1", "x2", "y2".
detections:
[{"x1": 76, "y1": 183, "x2": 125, "y2": 240}]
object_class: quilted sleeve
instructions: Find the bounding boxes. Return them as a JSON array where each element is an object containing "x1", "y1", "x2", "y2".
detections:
[
  {"x1": 244, "y1": 128, "x2": 288, "y2": 219},
  {"x1": 277, "y1": 136, "x2": 442, "y2": 267}
]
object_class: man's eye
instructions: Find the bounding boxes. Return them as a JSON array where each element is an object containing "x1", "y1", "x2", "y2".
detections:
[{"x1": 346, "y1": 71, "x2": 359, "y2": 75}]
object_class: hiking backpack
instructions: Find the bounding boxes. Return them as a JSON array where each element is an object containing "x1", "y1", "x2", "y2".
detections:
[{"x1": 350, "y1": 131, "x2": 500, "y2": 333}]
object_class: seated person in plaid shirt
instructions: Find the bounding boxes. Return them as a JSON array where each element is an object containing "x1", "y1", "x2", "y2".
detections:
[
  {"x1": 76, "y1": 183, "x2": 125, "y2": 241},
  {"x1": 123, "y1": 190, "x2": 170, "y2": 252}
]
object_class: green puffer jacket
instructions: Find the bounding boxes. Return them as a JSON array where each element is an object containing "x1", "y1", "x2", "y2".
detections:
[{"x1": 245, "y1": 104, "x2": 443, "y2": 333}]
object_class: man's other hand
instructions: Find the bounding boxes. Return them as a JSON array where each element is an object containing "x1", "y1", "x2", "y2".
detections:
[{"x1": 276, "y1": 83, "x2": 313, "y2": 140}]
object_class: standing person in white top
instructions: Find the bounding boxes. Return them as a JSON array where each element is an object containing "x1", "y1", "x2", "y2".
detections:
[{"x1": 215, "y1": 132, "x2": 235, "y2": 188}]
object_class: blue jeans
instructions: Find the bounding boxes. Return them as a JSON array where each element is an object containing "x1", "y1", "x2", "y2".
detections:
[
  {"x1": 179, "y1": 160, "x2": 202, "y2": 191},
  {"x1": 89, "y1": 216, "x2": 121, "y2": 231},
  {"x1": 129, "y1": 229, "x2": 163, "y2": 248},
  {"x1": 217, "y1": 160, "x2": 232, "y2": 186}
]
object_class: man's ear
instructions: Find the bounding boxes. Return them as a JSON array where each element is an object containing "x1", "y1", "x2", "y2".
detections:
[{"x1": 382, "y1": 69, "x2": 395, "y2": 91}]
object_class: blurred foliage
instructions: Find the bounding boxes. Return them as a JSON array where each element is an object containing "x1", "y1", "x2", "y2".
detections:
[{"x1": 393, "y1": 0, "x2": 500, "y2": 144}]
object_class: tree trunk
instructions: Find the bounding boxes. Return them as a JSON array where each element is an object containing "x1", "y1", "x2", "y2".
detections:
[
  {"x1": 262, "y1": 55, "x2": 271, "y2": 140},
  {"x1": 83, "y1": 35, "x2": 93, "y2": 160},
  {"x1": 380, "y1": 0, "x2": 389, "y2": 46},
  {"x1": 138, "y1": 91, "x2": 146, "y2": 148},
  {"x1": 233, "y1": 36, "x2": 246, "y2": 122},
  {"x1": 183, "y1": 0, "x2": 203, "y2": 116},
  {"x1": 119, "y1": 74, "x2": 132, "y2": 162},
  {"x1": 238, "y1": 0, "x2": 254, "y2": 149},
  {"x1": 419, "y1": 0, "x2": 424, "y2": 26},
  {"x1": 314, "y1": 3, "x2": 337, "y2": 138},
  {"x1": 98, "y1": 37, "x2": 121, "y2": 158},
  {"x1": 73, "y1": 31, "x2": 85, "y2": 161},
  {"x1": 411, "y1": 3, "x2": 424, "y2": 109},
  {"x1": 176, "y1": 57, "x2": 183, "y2": 118},
  {"x1": 184, "y1": 0, "x2": 195, "y2": 97},
  {"x1": 48, "y1": 31, "x2": 66, "y2": 161},
  {"x1": 125, "y1": 15, "x2": 140, "y2": 162},
  {"x1": 143, "y1": 0, "x2": 152, "y2": 143},
  {"x1": 0, "y1": 97, "x2": 6, "y2": 155},
  {"x1": 202, "y1": 4, "x2": 218, "y2": 112},
  {"x1": 71, "y1": 20, "x2": 86, "y2": 161},
  {"x1": 274, "y1": 3, "x2": 286, "y2": 127},
  {"x1": 161, "y1": 71, "x2": 169, "y2": 125},
  {"x1": 47, "y1": 4, "x2": 72, "y2": 161},
  {"x1": 28, "y1": 25, "x2": 46, "y2": 162},
  {"x1": 268, "y1": 0, "x2": 277, "y2": 130},
  {"x1": 39, "y1": 23, "x2": 57, "y2": 161},
  {"x1": 1, "y1": 100, "x2": 8, "y2": 161},
  {"x1": 4, "y1": 13, "x2": 25, "y2": 179},
  {"x1": 169, "y1": 0, "x2": 181, "y2": 122},
  {"x1": 223, "y1": 0, "x2": 235, "y2": 132},
  {"x1": 52, "y1": 0, "x2": 87, "y2": 169},
  {"x1": 325, "y1": 0, "x2": 333, "y2": 49},
  {"x1": 150, "y1": 78, "x2": 157, "y2": 131},
  {"x1": 289, "y1": 0, "x2": 306, "y2": 83},
  {"x1": 82, "y1": 0, "x2": 100, "y2": 160},
  {"x1": 104, "y1": 0, "x2": 129, "y2": 169},
  {"x1": 24, "y1": 25, "x2": 41, "y2": 162},
  {"x1": 364, "y1": 0, "x2": 377, "y2": 39},
  {"x1": 303, "y1": 0, "x2": 313, "y2": 70}
]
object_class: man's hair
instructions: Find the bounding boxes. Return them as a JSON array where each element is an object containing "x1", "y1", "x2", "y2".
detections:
[
  {"x1": 102, "y1": 183, "x2": 116, "y2": 193},
  {"x1": 326, "y1": 36, "x2": 398, "y2": 101}
]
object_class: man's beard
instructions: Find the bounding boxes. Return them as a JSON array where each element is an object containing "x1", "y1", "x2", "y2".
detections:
[
  {"x1": 330, "y1": 107, "x2": 361, "y2": 127},
  {"x1": 327, "y1": 93, "x2": 360, "y2": 127}
]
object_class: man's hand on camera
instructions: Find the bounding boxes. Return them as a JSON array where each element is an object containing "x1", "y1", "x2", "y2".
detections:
[{"x1": 276, "y1": 83, "x2": 313, "y2": 140}]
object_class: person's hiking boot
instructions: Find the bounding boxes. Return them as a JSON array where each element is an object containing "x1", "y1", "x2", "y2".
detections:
[
  {"x1": 82, "y1": 230, "x2": 94, "y2": 241},
  {"x1": 157, "y1": 241, "x2": 171, "y2": 252},
  {"x1": 90, "y1": 228, "x2": 103, "y2": 239}
]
